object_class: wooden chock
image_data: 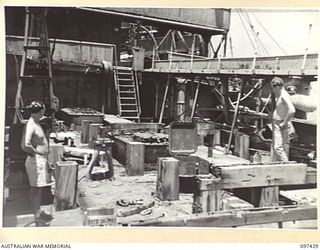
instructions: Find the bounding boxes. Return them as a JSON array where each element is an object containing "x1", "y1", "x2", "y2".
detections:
[{"x1": 193, "y1": 174, "x2": 222, "y2": 213}]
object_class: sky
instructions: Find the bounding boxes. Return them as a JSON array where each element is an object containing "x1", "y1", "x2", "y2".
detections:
[{"x1": 216, "y1": 9, "x2": 319, "y2": 58}]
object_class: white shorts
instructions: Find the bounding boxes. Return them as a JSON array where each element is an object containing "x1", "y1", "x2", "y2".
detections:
[{"x1": 25, "y1": 154, "x2": 52, "y2": 187}]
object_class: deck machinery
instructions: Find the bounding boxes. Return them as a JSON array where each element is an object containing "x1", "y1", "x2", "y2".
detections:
[{"x1": 4, "y1": 7, "x2": 318, "y2": 227}]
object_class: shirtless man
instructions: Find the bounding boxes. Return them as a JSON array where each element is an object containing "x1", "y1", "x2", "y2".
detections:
[
  {"x1": 271, "y1": 77, "x2": 296, "y2": 162},
  {"x1": 21, "y1": 101, "x2": 53, "y2": 225}
]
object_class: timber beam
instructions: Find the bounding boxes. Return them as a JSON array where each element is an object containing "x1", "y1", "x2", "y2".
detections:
[
  {"x1": 130, "y1": 205, "x2": 317, "y2": 227},
  {"x1": 215, "y1": 162, "x2": 308, "y2": 189}
]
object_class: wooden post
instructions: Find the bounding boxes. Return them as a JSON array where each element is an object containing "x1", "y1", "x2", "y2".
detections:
[
  {"x1": 55, "y1": 161, "x2": 78, "y2": 211},
  {"x1": 88, "y1": 123, "x2": 103, "y2": 142},
  {"x1": 81, "y1": 120, "x2": 92, "y2": 143},
  {"x1": 259, "y1": 186, "x2": 279, "y2": 207},
  {"x1": 235, "y1": 132, "x2": 250, "y2": 160},
  {"x1": 193, "y1": 175, "x2": 221, "y2": 213},
  {"x1": 156, "y1": 157, "x2": 179, "y2": 201},
  {"x1": 126, "y1": 142, "x2": 144, "y2": 176},
  {"x1": 49, "y1": 144, "x2": 64, "y2": 169},
  {"x1": 213, "y1": 129, "x2": 221, "y2": 146}
]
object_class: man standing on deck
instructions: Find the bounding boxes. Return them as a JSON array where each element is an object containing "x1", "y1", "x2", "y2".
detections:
[{"x1": 270, "y1": 77, "x2": 296, "y2": 162}]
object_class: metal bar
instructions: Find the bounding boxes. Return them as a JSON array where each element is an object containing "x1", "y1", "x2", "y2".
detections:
[
  {"x1": 169, "y1": 33, "x2": 174, "y2": 70},
  {"x1": 171, "y1": 31, "x2": 176, "y2": 52},
  {"x1": 226, "y1": 81, "x2": 242, "y2": 154},
  {"x1": 156, "y1": 29, "x2": 172, "y2": 51},
  {"x1": 159, "y1": 75, "x2": 170, "y2": 124},
  {"x1": 177, "y1": 31, "x2": 190, "y2": 52},
  {"x1": 190, "y1": 34, "x2": 196, "y2": 70},
  {"x1": 302, "y1": 24, "x2": 312, "y2": 71},
  {"x1": 190, "y1": 77, "x2": 201, "y2": 119},
  {"x1": 155, "y1": 81, "x2": 159, "y2": 118},
  {"x1": 134, "y1": 71, "x2": 141, "y2": 120}
]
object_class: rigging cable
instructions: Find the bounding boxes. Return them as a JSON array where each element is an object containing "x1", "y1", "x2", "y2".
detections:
[
  {"x1": 237, "y1": 9, "x2": 258, "y2": 55},
  {"x1": 240, "y1": 9, "x2": 262, "y2": 55},
  {"x1": 242, "y1": 9, "x2": 269, "y2": 55},
  {"x1": 251, "y1": 12, "x2": 288, "y2": 55}
]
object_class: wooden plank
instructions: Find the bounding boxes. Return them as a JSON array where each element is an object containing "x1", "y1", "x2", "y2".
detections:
[
  {"x1": 306, "y1": 167, "x2": 317, "y2": 184},
  {"x1": 133, "y1": 206, "x2": 317, "y2": 227},
  {"x1": 219, "y1": 163, "x2": 308, "y2": 189},
  {"x1": 192, "y1": 145, "x2": 249, "y2": 166},
  {"x1": 280, "y1": 189, "x2": 317, "y2": 205},
  {"x1": 108, "y1": 122, "x2": 164, "y2": 132},
  {"x1": 104, "y1": 114, "x2": 133, "y2": 124}
]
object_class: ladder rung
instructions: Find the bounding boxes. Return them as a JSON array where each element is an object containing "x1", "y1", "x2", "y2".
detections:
[
  {"x1": 119, "y1": 85, "x2": 135, "y2": 88},
  {"x1": 121, "y1": 103, "x2": 137, "y2": 106},
  {"x1": 119, "y1": 91, "x2": 135, "y2": 93},
  {"x1": 122, "y1": 110, "x2": 139, "y2": 112},
  {"x1": 121, "y1": 116, "x2": 139, "y2": 119},
  {"x1": 118, "y1": 78, "x2": 133, "y2": 81},
  {"x1": 20, "y1": 75, "x2": 52, "y2": 80},
  {"x1": 115, "y1": 66, "x2": 132, "y2": 71},
  {"x1": 117, "y1": 72, "x2": 132, "y2": 75},
  {"x1": 24, "y1": 46, "x2": 50, "y2": 51},
  {"x1": 120, "y1": 97, "x2": 136, "y2": 100}
]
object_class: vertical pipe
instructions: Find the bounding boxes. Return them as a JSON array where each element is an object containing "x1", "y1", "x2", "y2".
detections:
[
  {"x1": 176, "y1": 83, "x2": 186, "y2": 122},
  {"x1": 159, "y1": 75, "x2": 170, "y2": 124},
  {"x1": 155, "y1": 81, "x2": 159, "y2": 118},
  {"x1": 152, "y1": 47, "x2": 155, "y2": 69},
  {"x1": 190, "y1": 34, "x2": 196, "y2": 70},
  {"x1": 221, "y1": 76, "x2": 230, "y2": 124},
  {"x1": 223, "y1": 33, "x2": 227, "y2": 57}
]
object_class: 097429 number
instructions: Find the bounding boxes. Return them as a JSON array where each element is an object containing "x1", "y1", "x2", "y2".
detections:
[{"x1": 300, "y1": 244, "x2": 319, "y2": 249}]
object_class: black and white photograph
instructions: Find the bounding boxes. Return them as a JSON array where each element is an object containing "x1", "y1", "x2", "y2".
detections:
[{"x1": 2, "y1": 6, "x2": 318, "y2": 230}]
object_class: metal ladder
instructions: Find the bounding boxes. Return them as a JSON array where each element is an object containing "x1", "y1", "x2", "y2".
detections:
[
  {"x1": 14, "y1": 7, "x2": 58, "y2": 126},
  {"x1": 113, "y1": 66, "x2": 141, "y2": 122}
]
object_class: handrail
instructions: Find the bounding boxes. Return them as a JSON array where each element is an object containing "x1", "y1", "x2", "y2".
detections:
[
  {"x1": 134, "y1": 71, "x2": 142, "y2": 119},
  {"x1": 112, "y1": 45, "x2": 121, "y2": 116}
]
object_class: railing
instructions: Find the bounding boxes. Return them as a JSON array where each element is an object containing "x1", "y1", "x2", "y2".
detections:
[{"x1": 149, "y1": 52, "x2": 318, "y2": 76}]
